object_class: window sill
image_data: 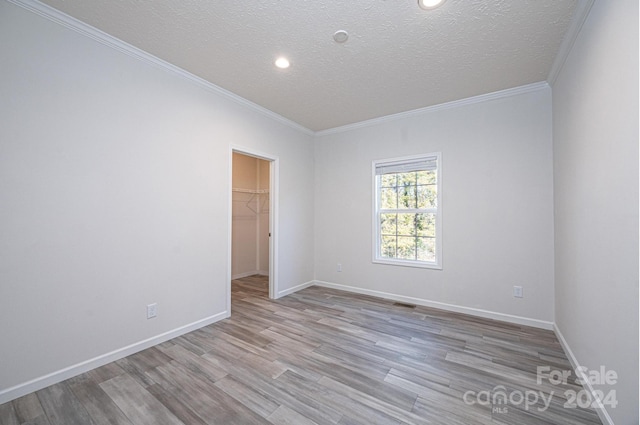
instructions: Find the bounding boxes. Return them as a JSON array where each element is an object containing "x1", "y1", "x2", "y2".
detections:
[{"x1": 373, "y1": 258, "x2": 442, "y2": 270}]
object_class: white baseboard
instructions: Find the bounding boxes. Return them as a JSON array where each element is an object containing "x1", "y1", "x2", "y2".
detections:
[
  {"x1": 232, "y1": 270, "x2": 269, "y2": 280},
  {"x1": 276, "y1": 280, "x2": 315, "y2": 298},
  {"x1": 232, "y1": 270, "x2": 260, "y2": 280},
  {"x1": 553, "y1": 324, "x2": 614, "y2": 425},
  {"x1": 0, "y1": 311, "x2": 229, "y2": 405},
  {"x1": 313, "y1": 280, "x2": 554, "y2": 330}
]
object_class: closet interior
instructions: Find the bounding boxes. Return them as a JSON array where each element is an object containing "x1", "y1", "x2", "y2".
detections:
[{"x1": 231, "y1": 152, "x2": 270, "y2": 281}]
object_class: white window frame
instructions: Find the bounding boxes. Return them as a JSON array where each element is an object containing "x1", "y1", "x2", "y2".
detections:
[{"x1": 372, "y1": 153, "x2": 442, "y2": 269}]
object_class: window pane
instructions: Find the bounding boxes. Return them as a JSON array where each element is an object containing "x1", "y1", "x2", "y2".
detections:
[
  {"x1": 380, "y1": 213, "x2": 397, "y2": 235},
  {"x1": 417, "y1": 237, "x2": 436, "y2": 262},
  {"x1": 417, "y1": 170, "x2": 436, "y2": 185},
  {"x1": 380, "y1": 174, "x2": 397, "y2": 188},
  {"x1": 398, "y1": 185, "x2": 416, "y2": 209},
  {"x1": 397, "y1": 172, "x2": 416, "y2": 187},
  {"x1": 417, "y1": 185, "x2": 437, "y2": 209},
  {"x1": 381, "y1": 236, "x2": 397, "y2": 258},
  {"x1": 415, "y1": 213, "x2": 436, "y2": 237},
  {"x1": 380, "y1": 187, "x2": 397, "y2": 209},
  {"x1": 396, "y1": 213, "x2": 415, "y2": 236},
  {"x1": 397, "y1": 236, "x2": 417, "y2": 260}
]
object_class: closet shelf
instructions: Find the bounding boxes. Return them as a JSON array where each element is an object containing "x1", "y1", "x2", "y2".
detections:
[
  {"x1": 232, "y1": 188, "x2": 269, "y2": 194},
  {"x1": 232, "y1": 188, "x2": 269, "y2": 215}
]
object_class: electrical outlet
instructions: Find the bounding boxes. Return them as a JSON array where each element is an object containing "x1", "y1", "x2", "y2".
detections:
[
  {"x1": 513, "y1": 286, "x2": 523, "y2": 298},
  {"x1": 147, "y1": 303, "x2": 158, "y2": 319},
  {"x1": 337, "y1": 263, "x2": 342, "y2": 272}
]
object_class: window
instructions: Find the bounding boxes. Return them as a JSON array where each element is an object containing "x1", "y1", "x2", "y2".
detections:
[{"x1": 373, "y1": 153, "x2": 441, "y2": 269}]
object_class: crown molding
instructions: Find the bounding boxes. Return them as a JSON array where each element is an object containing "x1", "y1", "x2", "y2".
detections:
[
  {"x1": 315, "y1": 81, "x2": 550, "y2": 137},
  {"x1": 547, "y1": 0, "x2": 596, "y2": 85},
  {"x1": 7, "y1": 0, "x2": 581, "y2": 138},
  {"x1": 7, "y1": 0, "x2": 315, "y2": 137}
]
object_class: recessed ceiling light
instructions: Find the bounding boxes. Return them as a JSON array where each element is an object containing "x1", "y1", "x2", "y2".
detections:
[
  {"x1": 275, "y1": 57, "x2": 290, "y2": 69},
  {"x1": 418, "y1": 0, "x2": 446, "y2": 10}
]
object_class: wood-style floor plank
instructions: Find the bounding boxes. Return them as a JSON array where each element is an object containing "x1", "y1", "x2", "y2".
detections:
[
  {"x1": 36, "y1": 382, "x2": 94, "y2": 425},
  {"x1": 145, "y1": 383, "x2": 208, "y2": 425},
  {"x1": 99, "y1": 374, "x2": 182, "y2": 425},
  {"x1": 11, "y1": 393, "x2": 50, "y2": 425},
  {"x1": 0, "y1": 402, "x2": 19, "y2": 425},
  {"x1": 214, "y1": 375, "x2": 281, "y2": 419},
  {"x1": 67, "y1": 374, "x2": 133, "y2": 425},
  {"x1": 267, "y1": 404, "x2": 320, "y2": 425},
  {"x1": 146, "y1": 360, "x2": 269, "y2": 425},
  {"x1": 0, "y1": 275, "x2": 602, "y2": 425}
]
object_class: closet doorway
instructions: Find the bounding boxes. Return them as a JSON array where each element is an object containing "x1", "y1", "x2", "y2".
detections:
[{"x1": 229, "y1": 149, "x2": 278, "y2": 310}]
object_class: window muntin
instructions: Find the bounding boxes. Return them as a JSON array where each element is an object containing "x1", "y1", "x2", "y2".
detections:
[{"x1": 373, "y1": 154, "x2": 441, "y2": 269}]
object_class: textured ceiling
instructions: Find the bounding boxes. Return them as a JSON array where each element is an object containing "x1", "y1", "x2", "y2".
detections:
[{"x1": 38, "y1": 0, "x2": 578, "y2": 131}]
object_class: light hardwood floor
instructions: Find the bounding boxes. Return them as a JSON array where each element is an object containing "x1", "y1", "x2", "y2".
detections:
[{"x1": 0, "y1": 275, "x2": 601, "y2": 424}]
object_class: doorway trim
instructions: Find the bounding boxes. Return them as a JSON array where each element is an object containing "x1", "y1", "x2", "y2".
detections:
[{"x1": 228, "y1": 146, "x2": 279, "y2": 314}]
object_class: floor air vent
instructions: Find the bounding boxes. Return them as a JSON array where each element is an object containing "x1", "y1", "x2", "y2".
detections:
[{"x1": 393, "y1": 302, "x2": 416, "y2": 308}]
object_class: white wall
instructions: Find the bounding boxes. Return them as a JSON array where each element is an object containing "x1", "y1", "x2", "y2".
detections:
[
  {"x1": 552, "y1": 0, "x2": 639, "y2": 423},
  {"x1": 231, "y1": 153, "x2": 270, "y2": 278},
  {"x1": 314, "y1": 87, "x2": 555, "y2": 326},
  {"x1": 0, "y1": 0, "x2": 313, "y2": 401}
]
